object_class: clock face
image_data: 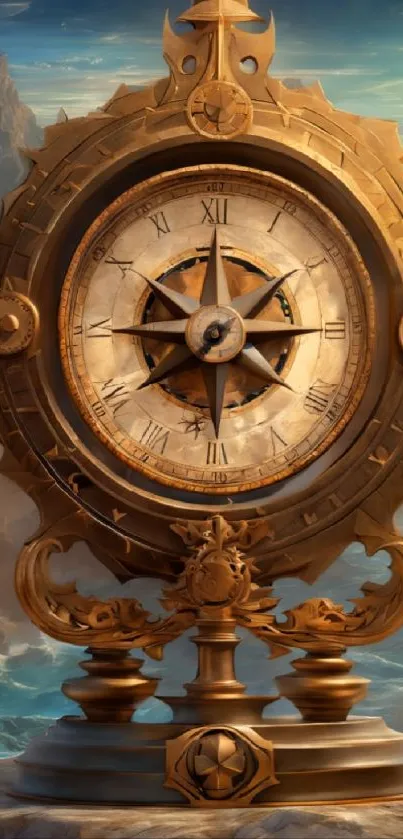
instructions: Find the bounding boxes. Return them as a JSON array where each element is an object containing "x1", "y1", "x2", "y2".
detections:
[{"x1": 59, "y1": 165, "x2": 375, "y2": 496}]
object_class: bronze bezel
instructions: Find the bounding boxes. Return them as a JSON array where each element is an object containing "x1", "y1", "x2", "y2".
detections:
[{"x1": 58, "y1": 164, "x2": 375, "y2": 496}]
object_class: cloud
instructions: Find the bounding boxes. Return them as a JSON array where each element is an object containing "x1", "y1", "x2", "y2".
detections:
[
  {"x1": 358, "y1": 77, "x2": 403, "y2": 93},
  {"x1": 7, "y1": 66, "x2": 162, "y2": 123},
  {"x1": 0, "y1": 1, "x2": 30, "y2": 17},
  {"x1": 99, "y1": 34, "x2": 122, "y2": 43},
  {"x1": 97, "y1": 33, "x2": 161, "y2": 46},
  {"x1": 272, "y1": 67, "x2": 384, "y2": 78}
]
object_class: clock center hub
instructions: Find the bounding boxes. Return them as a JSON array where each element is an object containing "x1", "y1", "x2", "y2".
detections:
[{"x1": 185, "y1": 305, "x2": 246, "y2": 363}]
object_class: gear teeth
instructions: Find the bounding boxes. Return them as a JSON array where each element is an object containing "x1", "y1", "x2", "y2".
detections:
[
  {"x1": 1, "y1": 184, "x2": 32, "y2": 219},
  {"x1": 43, "y1": 111, "x2": 116, "y2": 146},
  {"x1": 17, "y1": 147, "x2": 42, "y2": 164},
  {"x1": 56, "y1": 108, "x2": 68, "y2": 124}
]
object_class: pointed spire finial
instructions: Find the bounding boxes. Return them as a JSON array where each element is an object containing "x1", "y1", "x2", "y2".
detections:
[{"x1": 178, "y1": 0, "x2": 264, "y2": 25}]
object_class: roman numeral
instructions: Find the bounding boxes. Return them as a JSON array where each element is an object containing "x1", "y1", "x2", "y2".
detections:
[
  {"x1": 305, "y1": 255, "x2": 327, "y2": 271},
  {"x1": 103, "y1": 255, "x2": 134, "y2": 279},
  {"x1": 325, "y1": 320, "x2": 346, "y2": 340},
  {"x1": 100, "y1": 379, "x2": 131, "y2": 417},
  {"x1": 86, "y1": 318, "x2": 112, "y2": 338},
  {"x1": 140, "y1": 420, "x2": 170, "y2": 454},
  {"x1": 267, "y1": 211, "x2": 281, "y2": 233},
  {"x1": 206, "y1": 442, "x2": 228, "y2": 466},
  {"x1": 201, "y1": 198, "x2": 228, "y2": 225},
  {"x1": 105, "y1": 257, "x2": 134, "y2": 267},
  {"x1": 305, "y1": 379, "x2": 337, "y2": 417},
  {"x1": 270, "y1": 427, "x2": 287, "y2": 455},
  {"x1": 149, "y1": 212, "x2": 170, "y2": 237}
]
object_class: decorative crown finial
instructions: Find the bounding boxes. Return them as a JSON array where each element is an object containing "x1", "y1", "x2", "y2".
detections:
[{"x1": 160, "y1": 0, "x2": 276, "y2": 139}]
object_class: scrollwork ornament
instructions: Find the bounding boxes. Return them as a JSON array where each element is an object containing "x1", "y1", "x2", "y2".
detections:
[
  {"x1": 170, "y1": 511, "x2": 403, "y2": 660},
  {"x1": 165, "y1": 515, "x2": 277, "y2": 613},
  {"x1": 235, "y1": 511, "x2": 403, "y2": 657},
  {"x1": 15, "y1": 511, "x2": 197, "y2": 660}
]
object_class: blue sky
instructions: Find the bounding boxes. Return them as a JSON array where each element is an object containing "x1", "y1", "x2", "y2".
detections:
[{"x1": 0, "y1": 0, "x2": 403, "y2": 128}]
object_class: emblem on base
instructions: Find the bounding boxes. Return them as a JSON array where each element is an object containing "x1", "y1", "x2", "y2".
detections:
[{"x1": 165, "y1": 725, "x2": 279, "y2": 807}]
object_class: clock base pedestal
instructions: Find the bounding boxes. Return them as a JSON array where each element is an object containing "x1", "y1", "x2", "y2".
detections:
[
  {"x1": 276, "y1": 647, "x2": 370, "y2": 723},
  {"x1": 8, "y1": 715, "x2": 403, "y2": 806},
  {"x1": 61, "y1": 648, "x2": 159, "y2": 723}
]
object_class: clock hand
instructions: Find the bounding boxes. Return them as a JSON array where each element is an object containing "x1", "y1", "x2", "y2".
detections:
[{"x1": 200, "y1": 227, "x2": 232, "y2": 306}]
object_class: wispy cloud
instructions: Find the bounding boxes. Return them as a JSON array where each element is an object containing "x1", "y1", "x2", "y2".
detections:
[
  {"x1": 357, "y1": 77, "x2": 403, "y2": 93},
  {"x1": 99, "y1": 34, "x2": 123, "y2": 43},
  {"x1": 0, "y1": 1, "x2": 30, "y2": 18},
  {"x1": 273, "y1": 67, "x2": 384, "y2": 78},
  {"x1": 10, "y1": 67, "x2": 162, "y2": 122},
  {"x1": 98, "y1": 33, "x2": 161, "y2": 46}
]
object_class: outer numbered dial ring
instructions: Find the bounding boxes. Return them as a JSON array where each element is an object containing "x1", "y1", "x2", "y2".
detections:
[{"x1": 59, "y1": 165, "x2": 375, "y2": 496}]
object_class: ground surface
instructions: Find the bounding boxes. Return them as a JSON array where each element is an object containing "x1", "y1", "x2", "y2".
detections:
[{"x1": 2, "y1": 760, "x2": 403, "y2": 838}]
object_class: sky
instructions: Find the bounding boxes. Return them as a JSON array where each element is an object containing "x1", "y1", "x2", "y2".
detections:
[{"x1": 0, "y1": 0, "x2": 403, "y2": 127}]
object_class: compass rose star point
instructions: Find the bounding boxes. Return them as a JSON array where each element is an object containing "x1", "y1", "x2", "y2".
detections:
[{"x1": 112, "y1": 229, "x2": 320, "y2": 436}]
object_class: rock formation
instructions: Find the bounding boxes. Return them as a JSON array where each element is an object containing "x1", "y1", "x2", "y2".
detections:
[{"x1": 0, "y1": 54, "x2": 43, "y2": 199}]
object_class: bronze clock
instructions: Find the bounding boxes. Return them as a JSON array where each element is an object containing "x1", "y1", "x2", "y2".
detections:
[{"x1": 2, "y1": 0, "x2": 403, "y2": 808}]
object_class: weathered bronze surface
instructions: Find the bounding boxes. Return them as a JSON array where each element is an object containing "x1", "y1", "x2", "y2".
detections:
[
  {"x1": 0, "y1": 292, "x2": 38, "y2": 356},
  {"x1": 1, "y1": 0, "x2": 403, "y2": 808},
  {"x1": 62, "y1": 649, "x2": 159, "y2": 723},
  {"x1": 165, "y1": 726, "x2": 279, "y2": 807},
  {"x1": 10, "y1": 715, "x2": 403, "y2": 806}
]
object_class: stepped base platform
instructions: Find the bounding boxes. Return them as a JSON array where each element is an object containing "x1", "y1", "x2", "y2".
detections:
[
  {"x1": 3, "y1": 758, "x2": 403, "y2": 838},
  {"x1": 7, "y1": 715, "x2": 403, "y2": 807}
]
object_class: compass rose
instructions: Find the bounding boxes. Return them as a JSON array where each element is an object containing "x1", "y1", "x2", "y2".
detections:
[{"x1": 114, "y1": 228, "x2": 319, "y2": 437}]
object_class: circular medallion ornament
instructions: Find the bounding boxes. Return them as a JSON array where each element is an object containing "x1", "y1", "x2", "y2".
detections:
[
  {"x1": 0, "y1": 292, "x2": 38, "y2": 356},
  {"x1": 187, "y1": 80, "x2": 253, "y2": 139}
]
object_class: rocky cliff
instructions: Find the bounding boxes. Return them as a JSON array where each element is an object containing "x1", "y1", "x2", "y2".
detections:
[{"x1": 0, "y1": 54, "x2": 43, "y2": 198}]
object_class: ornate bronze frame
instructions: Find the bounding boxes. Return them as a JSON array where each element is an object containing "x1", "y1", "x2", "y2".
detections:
[{"x1": 1, "y1": 0, "x2": 403, "y2": 807}]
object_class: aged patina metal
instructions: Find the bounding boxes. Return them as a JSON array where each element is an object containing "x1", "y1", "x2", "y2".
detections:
[{"x1": 2, "y1": 0, "x2": 403, "y2": 807}]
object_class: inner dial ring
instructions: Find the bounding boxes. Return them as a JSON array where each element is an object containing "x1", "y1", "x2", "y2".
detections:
[{"x1": 59, "y1": 165, "x2": 375, "y2": 495}]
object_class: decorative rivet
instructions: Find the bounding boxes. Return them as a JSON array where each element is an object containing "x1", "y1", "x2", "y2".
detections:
[
  {"x1": 0, "y1": 292, "x2": 38, "y2": 356},
  {"x1": 0, "y1": 313, "x2": 19, "y2": 334}
]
